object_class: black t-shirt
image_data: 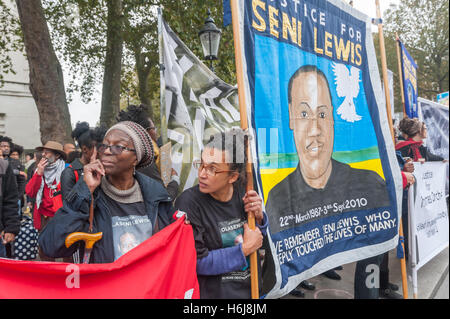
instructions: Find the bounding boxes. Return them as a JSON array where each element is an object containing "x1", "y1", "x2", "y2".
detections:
[
  {"x1": 262, "y1": 159, "x2": 391, "y2": 294},
  {"x1": 266, "y1": 159, "x2": 391, "y2": 234},
  {"x1": 102, "y1": 192, "x2": 151, "y2": 261},
  {"x1": 175, "y1": 185, "x2": 259, "y2": 299}
]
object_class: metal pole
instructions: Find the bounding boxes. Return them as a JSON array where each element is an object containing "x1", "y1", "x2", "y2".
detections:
[
  {"x1": 375, "y1": 0, "x2": 409, "y2": 299},
  {"x1": 408, "y1": 184, "x2": 418, "y2": 298},
  {"x1": 158, "y1": 7, "x2": 168, "y2": 144}
]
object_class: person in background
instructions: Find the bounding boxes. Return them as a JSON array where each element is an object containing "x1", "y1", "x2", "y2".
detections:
[
  {"x1": 25, "y1": 150, "x2": 42, "y2": 217},
  {"x1": 9, "y1": 143, "x2": 27, "y2": 218},
  {"x1": 63, "y1": 143, "x2": 76, "y2": 157},
  {"x1": 396, "y1": 118, "x2": 444, "y2": 162},
  {"x1": 373, "y1": 125, "x2": 414, "y2": 299},
  {"x1": 9, "y1": 143, "x2": 23, "y2": 161},
  {"x1": 24, "y1": 152, "x2": 35, "y2": 175},
  {"x1": 0, "y1": 137, "x2": 26, "y2": 215},
  {"x1": 116, "y1": 104, "x2": 180, "y2": 201},
  {"x1": 61, "y1": 122, "x2": 106, "y2": 202},
  {"x1": 0, "y1": 153, "x2": 20, "y2": 258},
  {"x1": 66, "y1": 151, "x2": 81, "y2": 164},
  {"x1": 395, "y1": 117, "x2": 445, "y2": 264},
  {"x1": 175, "y1": 129, "x2": 268, "y2": 299},
  {"x1": 25, "y1": 141, "x2": 67, "y2": 261}
]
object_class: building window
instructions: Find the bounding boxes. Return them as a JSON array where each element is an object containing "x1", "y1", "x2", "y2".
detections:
[{"x1": 0, "y1": 113, "x2": 5, "y2": 135}]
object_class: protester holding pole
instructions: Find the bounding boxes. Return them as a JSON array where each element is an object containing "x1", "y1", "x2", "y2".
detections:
[
  {"x1": 38, "y1": 121, "x2": 176, "y2": 263},
  {"x1": 175, "y1": 129, "x2": 268, "y2": 299}
]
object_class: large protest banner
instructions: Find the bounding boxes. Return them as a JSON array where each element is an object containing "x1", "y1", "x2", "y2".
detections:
[
  {"x1": 418, "y1": 97, "x2": 449, "y2": 195},
  {"x1": 0, "y1": 216, "x2": 199, "y2": 299},
  {"x1": 398, "y1": 40, "x2": 418, "y2": 118},
  {"x1": 408, "y1": 162, "x2": 448, "y2": 297},
  {"x1": 233, "y1": 0, "x2": 403, "y2": 298},
  {"x1": 159, "y1": 11, "x2": 240, "y2": 192}
]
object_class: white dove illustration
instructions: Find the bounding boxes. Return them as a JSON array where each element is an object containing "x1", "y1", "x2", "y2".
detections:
[{"x1": 332, "y1": 62, "x2": 362, "y2": 122}]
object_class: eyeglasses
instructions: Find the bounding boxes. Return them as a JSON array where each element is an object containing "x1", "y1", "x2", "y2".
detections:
[
  {"x1": 97, "y1": 143, "x2": 136, "y2": 155},
  {"x1": 192, "y1": 160, "x2": 235, "y2": 177}
]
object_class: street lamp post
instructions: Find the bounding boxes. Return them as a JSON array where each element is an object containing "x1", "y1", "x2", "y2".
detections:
[{"x1": 198, "y1": 9, "x2": 222, "y2": 72}]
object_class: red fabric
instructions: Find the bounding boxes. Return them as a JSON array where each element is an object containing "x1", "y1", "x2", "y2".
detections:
[
  {"x1": 68, "y1": 164, "x2": 80, "y2": 182},
  {"x1": 25, "y1": 173, "x2": 59, "y2": 230},
  {"x1": 395, "y1": 139, "x2": 423, "y2": 162},
  {"x1": 0, "y1": 216, "x2": 199, "y2": 299},
  {"x1": 401, "y1": 172, "x2": 407, "y2": 189}
]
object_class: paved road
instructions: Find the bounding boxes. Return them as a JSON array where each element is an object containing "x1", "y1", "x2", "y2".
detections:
[{"x1": 282, "y1": 247, "x2": 449, "y2": 299}]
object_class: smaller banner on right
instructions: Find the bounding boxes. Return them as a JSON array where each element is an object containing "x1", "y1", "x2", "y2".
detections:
[
  {"x1": 398, "y1": 40, "x2": 418, "y2": 118},
  {"x1": 410, "y1": 162, "x2": 448, "y2": 267}
]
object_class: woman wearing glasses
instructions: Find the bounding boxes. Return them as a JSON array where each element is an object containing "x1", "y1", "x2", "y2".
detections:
[
  {"x1": 39, "y1": 121, "x2": 175, "y2": 263},
  {"x1": 175, "y1": 128, "x2": 268, "y2": 299}
]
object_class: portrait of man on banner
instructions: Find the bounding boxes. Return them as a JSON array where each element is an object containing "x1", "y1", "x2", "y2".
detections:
[{"x1": 265, "y1": 64, "x2": 391, "y2": 234}]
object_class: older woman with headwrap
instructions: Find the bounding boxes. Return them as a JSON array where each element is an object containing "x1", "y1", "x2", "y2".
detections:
[{"x1": 38, "y1": 121, "x2": 176, "y2": 263}]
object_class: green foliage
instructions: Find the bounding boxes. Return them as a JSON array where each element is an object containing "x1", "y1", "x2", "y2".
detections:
[
  {"x1": 382, "y1": 0, "x2": 449, "y2": 101},
  {"x1": 42, "y1": 0, "x2": 108, "y2": 103},
  {"x1": 0, "y1": 0, "x2": 24, "y2": 86},
  {"x1": 3, "y1": 0, "x2": 237, "y2": 128}
]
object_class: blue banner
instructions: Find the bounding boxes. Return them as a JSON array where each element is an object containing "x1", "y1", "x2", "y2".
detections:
[
  {"x1": 399, "y1": 40, "x2": 418, "y2": 118},
  {"x1": 223, "y1": 0, "x2": 232, "y2": 27},
  {"x1": 235, "y1": 0, "x2": 403, "y2": 298}
]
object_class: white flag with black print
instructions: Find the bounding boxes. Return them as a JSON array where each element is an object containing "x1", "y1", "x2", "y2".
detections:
[{"x1": 159, "y1": 11, "x2": 240, "y2": 192}]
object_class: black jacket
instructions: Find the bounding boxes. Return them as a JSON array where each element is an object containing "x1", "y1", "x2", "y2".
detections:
[
  {"x1": 0, "y1": 159, "x2": 20, "y2": 235},
  {"x1": 397, "y1": 144, "x2": 444, "y2": 162},
  {"x1": 60, "y1": 158, "x2": 84, "y2": 202},
  {"x1": 138, "y1": 162, "x2": 179, "y2": 201},
  {"x1": 8, "y1": 157, "x2": 26, "y2": 200},
  {"x1": 38, "y1": 171, "x2": 176, "y2": 263}
]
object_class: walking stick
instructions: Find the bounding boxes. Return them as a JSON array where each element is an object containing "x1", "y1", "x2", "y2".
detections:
[
  {"x1": 230, "y1": 0, "x2": 259, "y2": 299},
  {"x1": 65, "y1": 196, "x2": 102, "y2": 264},
  {"x1": 375, "y1": 0, "x2": 409, "y2": 299}
]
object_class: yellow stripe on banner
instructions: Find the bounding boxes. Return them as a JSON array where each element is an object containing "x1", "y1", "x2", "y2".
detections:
[
  {"x1": 260, "y1": 159, "x2": 385, "y2": 205},
  {"x1": 260, "y1": 167, "x2": 296, "y2": 205},
  {"x1": 348, "y1": 158, "x2": 385, "y2": 181}
]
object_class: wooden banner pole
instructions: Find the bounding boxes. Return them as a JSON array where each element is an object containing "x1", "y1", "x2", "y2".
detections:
[
  {"x1": 230, "y1": 0, "x2": 259, "y2": 299},
  {"x1": 375, "y1": 0, "x2": 409, "y2": 299},
  {"x1": 395, "y1": 33, "x2": 407, "y2": 118}
]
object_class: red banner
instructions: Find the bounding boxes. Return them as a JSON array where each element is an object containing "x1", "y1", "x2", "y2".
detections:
[{"x1": 0, "y1": 216, "x2": 199, "y2": 299}]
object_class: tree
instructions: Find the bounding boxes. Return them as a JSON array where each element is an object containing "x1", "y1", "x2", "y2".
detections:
[
  {"x1": 382, "y1": 0, "x2": 449, "y2": 101},
  {"x1": 15, "y1": 0, "x2": 73, "y2": 144},
  {"x1": 0, "y1": 0, "x2": 23, "y2": 86},
  {"x1": 27, "y1": 1, "x2": 236, "y2": 129},
  {"x1": 100, "y1": 0, "x2": 124, "y2": 128}
]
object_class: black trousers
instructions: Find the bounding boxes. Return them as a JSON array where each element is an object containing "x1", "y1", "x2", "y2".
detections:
[{"x1": 354, "y1": 254, "x2": 384, "y2": 299}]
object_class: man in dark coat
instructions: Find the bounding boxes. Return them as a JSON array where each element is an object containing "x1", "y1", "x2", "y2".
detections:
[{"x1": 0, "y1": 157, "x2": 20, "y2": 258}]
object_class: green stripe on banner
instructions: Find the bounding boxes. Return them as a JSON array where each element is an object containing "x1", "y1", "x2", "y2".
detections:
[
  {"x1": 332, "y1": 146, "x2": 381, "y2": 163},
  {"x1": 259, "y1": 146, "x2": 380, "y2": 168}
]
